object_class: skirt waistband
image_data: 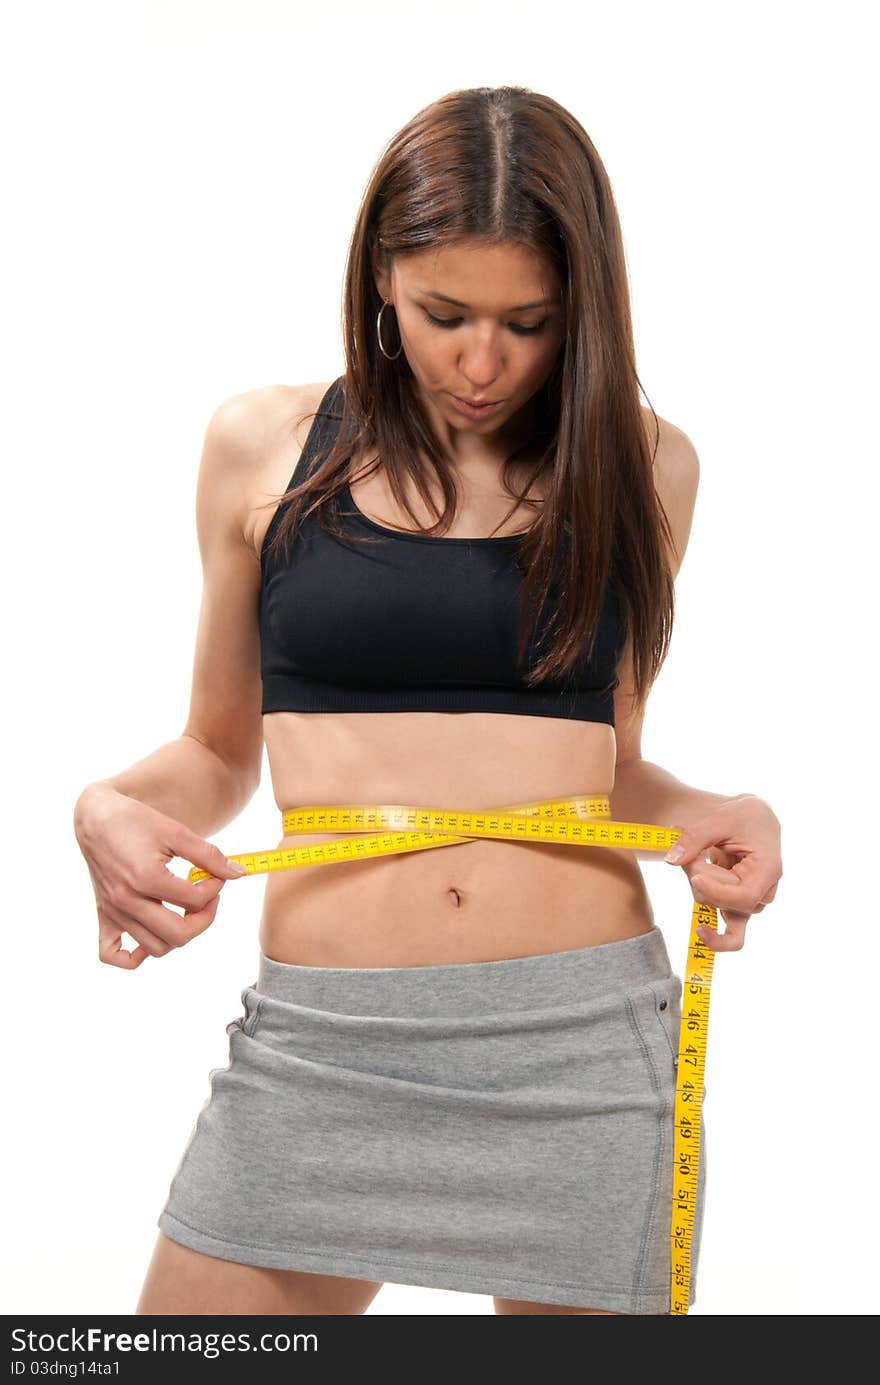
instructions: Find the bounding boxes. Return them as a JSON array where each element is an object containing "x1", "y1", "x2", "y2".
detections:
[{"x1": 255, "y1": 925, "x2": 675, "y2": 1018}]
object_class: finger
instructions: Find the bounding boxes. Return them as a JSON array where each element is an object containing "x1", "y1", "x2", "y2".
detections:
[
  {"x1": 694, "y1": 865, "x2": 775, "y2": 911},
  {"x1": 720, "y1": 908, "x2": 752, "y2": 929},
  {"x1": 690, "y1": 868, "x2": 766, "y2": 914},
  {"x1": 98, "y1": 936, "x2": 150, "y2": 968},
  {"x1": 164, "y1": 826, "x2": 249, "y2": 891},
  {"x1": 663, "y1": 798, "x2": 761, "y2": 864},
  {"x1": 146, "y1": 864, "x2": 228, "y2": 915},
  {"x1": 688, "y1": 860, "x2": 744, "y2": 890},
  {"x1": 181, "y1": 891, "x2": 223, "y2": 940},
  {"x1": 697, "y1": 916, "x2": 748, "y2": 952},
  {"x1": 702, "y1": 852, "x2": 779, "y2": 902},
  {"x1": 99, "y1": 899, "x2": 172, "y2": 960},
  {"x1": 123, "y1": 891, "x2": 223, "y2": 954},
  {"x1": 97, "y1": 908, "x2": 157, "y2": 967},
  {"x1": 705, "y1": 846, "x2": 741, "y2": 870}
]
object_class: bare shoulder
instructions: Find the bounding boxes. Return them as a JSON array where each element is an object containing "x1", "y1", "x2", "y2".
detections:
[
  {"x1": 640, "y1": 404, "x2": 699, "y2": 480},
  {"x1": 640, "y1": 405, "x2": 700, "y2": 579},
  {"x1": 205, "y1": 381, "x2": 335, "y2": 557},
  {"x1": 208, "y1": 381, "x2": 329, "y2": 460}
]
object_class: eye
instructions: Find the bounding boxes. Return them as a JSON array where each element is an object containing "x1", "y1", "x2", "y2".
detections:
[
  {"x1": 421, "y1": 309, "x2": 548, "y2": 336},
  {"x1": 422, "y1": 311, "x2": 462, "y2": 329}
]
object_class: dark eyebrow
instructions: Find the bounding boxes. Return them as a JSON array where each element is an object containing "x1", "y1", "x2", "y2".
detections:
[{"x1": 418, "y1": 289, "x2": 560, "y2": 312}]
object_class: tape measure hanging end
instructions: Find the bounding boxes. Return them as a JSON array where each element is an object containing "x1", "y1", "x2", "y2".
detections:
[{"x1": 669, "y1": 902, "x2": 717, "y2": 1315}]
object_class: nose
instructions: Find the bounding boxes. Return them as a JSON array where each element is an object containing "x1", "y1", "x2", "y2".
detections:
[{"x1": 458, "y1": 339, "x2": 503, "y2": 392}]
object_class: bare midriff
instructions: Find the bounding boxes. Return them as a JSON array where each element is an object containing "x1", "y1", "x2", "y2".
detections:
[
  {"x1": 249, "y1": 383, "x2": 655, "y2": 969},
  {"x1": 258, "y1": 710, "x2": 654, "y2": 967}
]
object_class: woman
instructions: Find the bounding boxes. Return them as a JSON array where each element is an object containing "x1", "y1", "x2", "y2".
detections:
[{"x1": 73, "y1": 86, "x2": 781, "y2": 1316}]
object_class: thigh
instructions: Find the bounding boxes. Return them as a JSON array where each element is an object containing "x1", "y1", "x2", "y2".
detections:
[
  {"x1": 136, "y1": 1232, "x2": 384, "y2": 1315},
  {"x1": 493, "y1": 1296, "x2": 622, "y2": 1315}
]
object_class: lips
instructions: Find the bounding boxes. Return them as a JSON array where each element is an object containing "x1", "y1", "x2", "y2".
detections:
[{"x1": 455, "y1": 395, "x2": 499, "y2": 406}]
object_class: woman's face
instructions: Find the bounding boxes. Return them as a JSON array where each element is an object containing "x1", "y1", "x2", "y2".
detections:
[{"x1": 373, "y1": 238, "x2": 565, "y2": 454}]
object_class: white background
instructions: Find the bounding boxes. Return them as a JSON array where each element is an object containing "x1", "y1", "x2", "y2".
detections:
[{"x1": 3, "y1": 0, "x2": 877, "y2": 1316}]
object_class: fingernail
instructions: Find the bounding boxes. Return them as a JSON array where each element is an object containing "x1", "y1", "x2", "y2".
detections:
[
  {"x1": 226, "y1": 859, "x2": 248, "y2": 876},
  {"x1": 665, "y1": 845, "x2": 685, "y2": 863}
]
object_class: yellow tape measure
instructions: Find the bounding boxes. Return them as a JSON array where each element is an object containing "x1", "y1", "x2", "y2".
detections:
[{"x1": 190, "y1": 794, "x2": 716, "y2": 1315}]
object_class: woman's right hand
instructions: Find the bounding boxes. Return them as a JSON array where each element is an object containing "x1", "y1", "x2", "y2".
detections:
[{"x1": 73, "y1": 784, "x2": 248, "y2": 969}]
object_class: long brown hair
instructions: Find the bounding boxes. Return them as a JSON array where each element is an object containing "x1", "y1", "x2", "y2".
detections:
[{"x1": 260, "y1": 85, "x2": 675, "y2": 717}]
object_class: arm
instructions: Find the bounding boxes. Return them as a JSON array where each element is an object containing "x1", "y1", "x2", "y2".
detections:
[
  {"x1": 75, "y1": 390, "x2": 266, "y2": 847},
  {"x1": 609, "y1": 419, "x2": 738, "y2": 856},
  {"x1": 76, "y1": 734, "x2": 258, "y2": 843},
  {"x1": 610, "y1": 757, "x2": 744, "y2": 856},
  {"x1": 612, "y1": 420, "x2": 782, "y2": 947}
]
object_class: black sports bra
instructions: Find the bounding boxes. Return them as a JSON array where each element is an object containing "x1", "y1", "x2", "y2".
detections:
[{"x1": 259, "y1": 377, "x2": 625, "y2": 724}]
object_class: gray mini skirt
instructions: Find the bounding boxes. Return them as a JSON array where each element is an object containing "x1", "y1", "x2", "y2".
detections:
[{"x1": 157, "y1": 924, "x2": 707, "y2": 1314}]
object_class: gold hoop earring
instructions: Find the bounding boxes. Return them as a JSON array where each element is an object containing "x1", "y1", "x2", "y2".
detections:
[{"x1": 376, "y1": 298, "x2": 403, "y2": 360}]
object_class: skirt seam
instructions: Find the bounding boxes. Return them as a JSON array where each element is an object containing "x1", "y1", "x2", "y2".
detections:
[{"x1": 624, "y1": 994, "x2": 668, "y2": 1314}]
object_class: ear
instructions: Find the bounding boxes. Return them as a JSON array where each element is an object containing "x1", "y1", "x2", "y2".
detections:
[{"x1": 371, "y1": 236, "x2": 391, "y2": 303}]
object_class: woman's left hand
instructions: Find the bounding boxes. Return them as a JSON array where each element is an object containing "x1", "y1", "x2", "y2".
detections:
[{"x1": 663, "y1": 794, "x2": 782, "y2": 952}]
